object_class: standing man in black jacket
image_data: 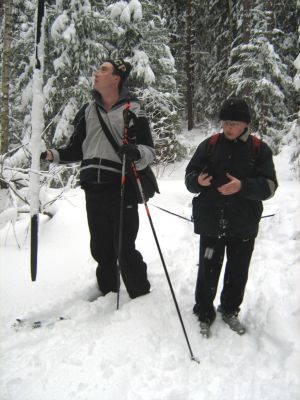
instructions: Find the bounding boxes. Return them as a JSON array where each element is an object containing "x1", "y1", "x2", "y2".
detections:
[
  {"x1": 185, "y1": 98, "x2": 278, "y2": 337},
  {"x1": 43, "y1": 59, "x2": 155, "y2": 300}
]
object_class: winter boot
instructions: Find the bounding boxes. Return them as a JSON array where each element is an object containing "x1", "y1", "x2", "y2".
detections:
[
  {"x1": 218, "y1": 305, "x2": 246, "y2": 335},
  {"x1": 88, "y1": 287, "x2": 104, "y2": 302},
  {"x1": 199, "y1": 321, "x2": 211, "y2": 338},
  {"x1": 198, "y1": 314, "x2": 216, "y2": 338}
]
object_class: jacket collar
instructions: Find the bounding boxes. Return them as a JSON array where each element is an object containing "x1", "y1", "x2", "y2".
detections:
[
  {"x1": 91, "y1": 87, "x2": 137, "y2": 110},
  {"x1": 221, "y1": 127, "x2": 250, "y2": 143},
  {"x1": 238, "y1": 127, "x2": 250, "y2": 142}
]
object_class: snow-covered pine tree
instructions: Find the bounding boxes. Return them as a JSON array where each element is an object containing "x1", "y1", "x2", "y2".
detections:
[
  {"x1": 288, "y1": 3, "x2": 300, "y2": 178},
  {"x1": 0, "y1": 0, "x2": 36, "y2": 213},
  {"x1": 7, "y1": 0, "x2": 36, "y2": 155},
  {"x1": 1, "y1": 0, "x2": 13, "y2": 155},
  {"x1": 106, "y1": 0, "x2": 183, "y2": 163},
  {"x1": 153, "y1": 0, "x2": 186, "y2": 122},
  {"x1": 0, "y1": 0, "x2": 43, "y2": 225},
  {"x1": 44, "y1": 0, "x2": 109, "y2": 148},
  {"x1": 193, "y1": 0, "x2": 234, "y2": 126},
  {"x1": 226, "y1": 0, "x2": 298, "y2": 151}
]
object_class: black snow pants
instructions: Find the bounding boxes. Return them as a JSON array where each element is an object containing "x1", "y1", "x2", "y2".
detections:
[
  {"x1": 84, "y1": 187, "x2": 150, "y2": 299},
  {"x1": 193, "y1": 235, "x2": 255, "y2": 323}
]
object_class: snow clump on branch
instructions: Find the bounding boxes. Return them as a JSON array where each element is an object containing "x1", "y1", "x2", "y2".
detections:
[{"x1": 109, "y1": 0, "x2": 142, "y2": 23}]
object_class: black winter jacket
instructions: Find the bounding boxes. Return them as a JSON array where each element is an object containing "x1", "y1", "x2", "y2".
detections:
[{"x1": 185, "y1": 130, "x2": 278, "y2": 238}]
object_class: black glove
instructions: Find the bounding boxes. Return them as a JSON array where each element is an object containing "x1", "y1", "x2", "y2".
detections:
[
  {"x1": 40, "y1": 151, "x2": 48, "y2": 160},
  {"x1": 118, "y1": 144, "x2": 141, "y2": 161},
  {"x1": 40, "y1": 150, "x2": 53, "y2": 162}
]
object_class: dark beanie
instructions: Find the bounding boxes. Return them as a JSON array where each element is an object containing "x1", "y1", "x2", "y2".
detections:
[
  {"x1": 219, "y1": 97, "x2": 251, "y2": 123},
  {"x1": 105, "y1": 59, "x2": 132, "y2": 83}
]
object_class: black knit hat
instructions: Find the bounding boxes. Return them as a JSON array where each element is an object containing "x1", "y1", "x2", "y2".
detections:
[
  {"x1": 219, "y1": 97, "x2": 251, "y2": 123},
  {"x1": 105, "y1": 59, "x2": 132, "y2": 83}
]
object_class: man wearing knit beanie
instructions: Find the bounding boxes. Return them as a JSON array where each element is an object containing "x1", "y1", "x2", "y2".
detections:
[
  {"x1": 42, "y1": 58, "x2": 156, "y2": 302},
  {"x1": 185, "y1": 96, "x2": 278, "y2": 338},
  {"x1": 219, "y1": 97, "x2": 251, "y2": 124}
]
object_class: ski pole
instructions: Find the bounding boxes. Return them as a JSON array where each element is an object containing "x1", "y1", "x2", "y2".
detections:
[
  {"x1": 261, "y1": 213, "x2": 275, "y2": 219},
  {"x1": 150, "y1": 204, "x2": 192, "y2": 222},
  {"x1": 116, "y1": 152, "x2": 126, "y2": 310},
  {"x1": 117, "y1": 101, "x2": 137, "y2": 309},
  {"x1": 151, "y1": 204, "x2": 275, "y2": 221},
  {"x1": 128, "y1": 161, "x2": 199, "y2": 363},
  {"x1": 116, "y1": 101, "x2": 131, "y2": 310}
]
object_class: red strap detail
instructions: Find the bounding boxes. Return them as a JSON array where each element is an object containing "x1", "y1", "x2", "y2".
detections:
[
  {"x1": 207, "y1": 133, "x2": 260, "y2": 157},
  {"x1": 123, "y1": 101, "x2": 131, "y2": 144},
  {"x1": 124, "y1": 101, "x2": 130, "y2": 110},
  {"x1": 207, "y1": 133, "x2": 220, "y2": 154},
  {"x1": 210, "y1": 133, "x2": 220, "y2": 146},
  {"x1": 251, "y1": 135, "x2": 260, "y2": 156}
]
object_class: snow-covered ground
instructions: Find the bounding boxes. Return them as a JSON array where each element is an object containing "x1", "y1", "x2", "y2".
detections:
[{"x1": 1, "y1": 130, "x2": 299, "y2": 400}]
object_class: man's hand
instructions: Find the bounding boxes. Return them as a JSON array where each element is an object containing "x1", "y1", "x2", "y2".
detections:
[
  {"x1": 118, "y1": 144, "x2": 141, "y2": 161},
  {"x1": 40, "y1": 150, "x2": 53, "y2": 161},
  {"x1": 198, "y1": 172, "x2": 213, "y2": 187},
  {"x1": 218, "y1": 173, "x2": 241, "y2": 195}
]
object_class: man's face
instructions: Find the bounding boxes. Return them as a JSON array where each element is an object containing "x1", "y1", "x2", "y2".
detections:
[
  {"x1": 221, "y1": 120, "x2": 249, "y2": 140},
  {"x1": 93, "y1": 62, "x2": 120, "y2": 92}
]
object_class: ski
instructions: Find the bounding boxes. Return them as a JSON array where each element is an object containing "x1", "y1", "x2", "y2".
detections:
[{"x1": 12, "y1": 316, "x2": 69, "y2": 331}]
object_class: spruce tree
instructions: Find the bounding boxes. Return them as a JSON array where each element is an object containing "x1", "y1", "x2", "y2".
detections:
[
  {"x1": 193, "y1": 0, "x2": 234, "y2": 125},
  {"x1": 43, "y1": 0, "x2": 108, "y2": 147},
  {"x1": 225, "y1": 0, "x2": 298, "y2": 151},
  {"x1": 106, "y1": 0, "x2": 183, "y2": 163}
]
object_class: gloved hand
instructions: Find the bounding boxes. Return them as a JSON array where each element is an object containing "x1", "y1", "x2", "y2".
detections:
[
  {"x1": 118, "y1": 144, "x2": 141, "y2": 161},
  {"x1": 40, "y1": 150, "x2": 53, "y2": 161},
  {"x1": 40, "y1": 151, "x2": 48, "y2": 160}
]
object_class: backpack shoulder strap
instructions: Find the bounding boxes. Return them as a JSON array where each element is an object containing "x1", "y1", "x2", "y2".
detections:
[
  {"x1": 206, "y1": 132, "x2": 261, "y2": 159},
  {"x1": 94, "y1": 104, "x2": 120, "y2": 153},
  {"x1": 250, "y1": 135, "x2": 261, "y2": 158},
  {"x1": 207, "y1": 132, "x2": 220, "y2": 156}
]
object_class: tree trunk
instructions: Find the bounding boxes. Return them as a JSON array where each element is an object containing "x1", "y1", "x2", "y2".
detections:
[
  {"x1": 1, "y1": 0, "x2": 12, "y2": 155},
  {"x1": 186, "y1": 0, "x2": 194, "y2": 130},
  {"x1": 241, "y1": 0, "x2": 252, "y2": 44}
]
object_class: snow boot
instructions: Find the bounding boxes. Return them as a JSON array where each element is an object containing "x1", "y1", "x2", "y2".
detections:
[
  {"x1": 198, "y1": 314, "x2": 216, "y2": 338},
  {"x1": 88, "y1": 287, "x2": 104, "y2": 302},
  {"x1": 199, "y1": 321, "x2": 211, "y2": 338},
  {"x1": 218, "y1": 305, "x2": 246, "y2": 335}
]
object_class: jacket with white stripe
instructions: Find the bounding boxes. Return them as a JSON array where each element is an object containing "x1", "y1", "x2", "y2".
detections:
[{"x1": 51, "y1": 89, "x2": 155, "y2": 189}]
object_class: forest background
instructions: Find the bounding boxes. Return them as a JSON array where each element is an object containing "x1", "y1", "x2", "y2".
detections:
[{"x1": 0, "y1": 0, "x2": 300, "y2": 220}]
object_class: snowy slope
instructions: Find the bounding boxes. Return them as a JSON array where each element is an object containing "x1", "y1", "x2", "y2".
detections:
[{"x1": 0, "y1": 130, "x2": 299, "y2": 400}]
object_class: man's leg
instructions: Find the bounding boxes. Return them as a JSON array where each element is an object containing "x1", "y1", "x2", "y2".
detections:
[
  {"x1": 194, "y1": 236, "x2": 225, "y2": 323},
  {"x1": 85, "y1": 191, "x2": 118, "y2": 294},
  {"x1": 220, "y1": 237, "x2": 255, "y2": 314},
  {"x1": 117, "y1": 203, "x2": 150, "y2": 299}
]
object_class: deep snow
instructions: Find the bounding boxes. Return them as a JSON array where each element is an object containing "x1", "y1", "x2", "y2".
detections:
[{"x1": 0, "y1": 130, "x2": 300, "y2": 400}]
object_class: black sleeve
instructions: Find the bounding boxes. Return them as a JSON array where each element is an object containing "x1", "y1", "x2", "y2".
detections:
[
  {"x1": 128, "y1": 115, "x2": 154, "y2": 148},
  {"x1": 239, "y1": 142, "x2": 278, "y2": 200},
  {"x1": 185, "y1": 139, "x2": 209, "y2": 193},
  {"x1": 57, "y1": 104, "x2": 88, "y2": 163}
]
